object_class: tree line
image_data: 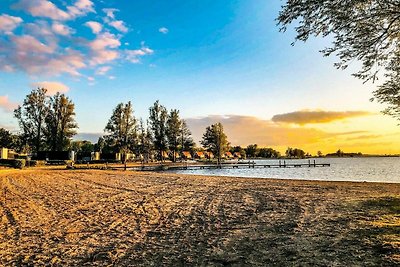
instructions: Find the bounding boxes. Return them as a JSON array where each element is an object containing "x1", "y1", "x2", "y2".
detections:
[{"x1": 1, "y1": 87, "x2": 335, "y2": 161}]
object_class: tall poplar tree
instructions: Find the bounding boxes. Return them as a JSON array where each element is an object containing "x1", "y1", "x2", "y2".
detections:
[
  {"x1": 149, "y1": 100, "x2": 168, "y2": 161},
  {"x1": 104, "y1": 101, "x2": 137, "y2": 156}
]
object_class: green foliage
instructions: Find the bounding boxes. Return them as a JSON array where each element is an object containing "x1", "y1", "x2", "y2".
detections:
[
  {"x1": 0, "y1": 128, "x2": 24, "y2": 151},
  {"x1": 14, "y1": 88, "x2": 78, "y2": 153},
  {"x1": 180, "y1": 120, "x2": 195, "y2": 153},
  {"x1": 230, "y1": 146, "x2": 246, "y2": 158},
  {"x1": 0, "y1": 158, "x2": 25, "y2": 169},
  {"x1": 149, "y1": 100, "x2": 168, "y2": 161},
  {"x1": 137, "y1": 119, "x2": 153, "y2": 163},
  {"x1": 258, "y1": 147, "x2": 281, "y2": 158},
  {"x1": 245, "y1": 144, "x2": 258, "y2": 158},
  {"x1": 278, "y1": 0, "x2": 400, "y2": 119},
  {"x1": 45, "y1": 93, "x2": 78, "y2": 151},
  {"x1": 201, "y1": 122, "x2": 229, "y2": 164},
  {"x1": 285, "y1": 147, "x2": 306, "y2": 159},
  {"x1": 167, "y1": 109, "x2": 182, "y2": 162},
  {"x1": 104, "y1": 101, "x2": 137, "y2": 155},
  {"x1": 14, "y1": 88, "x2": 48, "y2": 153}
]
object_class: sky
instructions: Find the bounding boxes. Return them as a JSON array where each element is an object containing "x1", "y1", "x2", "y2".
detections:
[{"x1": 0, "y1": 0, "x2": 399, "y2": 155}]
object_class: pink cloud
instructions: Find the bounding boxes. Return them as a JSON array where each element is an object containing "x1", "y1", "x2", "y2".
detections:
[
  {"x1": 13, "y1": 0, "x2": 94, "y2": 21},
  {"x1": 31, "y1": 81, "x2": 70, "y2": 95},
  {"x1": 109, "y1": 20, "x2": 128, "y2": 33},
  {"x1": 0, "y1": 14, "x2": 23, "y2": 33},
  {"x1": 125, "y1": 46, "x2": 154, "y2": 63},
  {"x1": 95, "y1": 66, "x2": 111, "y2": 75},
  {"x1": 52, "y1": 22, "x2": 74, "y2": 36},
  {"x1": 84, "y1": 21, "x2": 102, "y2": 34},
  {"x1": 102, "y1": 8, "x2": 118, "y2": 19},
  {"x1": 88, "y1": 32, "x2": 121, "y2": 65},
  {"x1": 12, "y1": 34, "x2": 56, "y2": 54},
  {"x1": 0, "y1": 96, "x2": 19, "y2": 112}
]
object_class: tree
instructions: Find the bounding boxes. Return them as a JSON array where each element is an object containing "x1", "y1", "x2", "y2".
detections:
[
  {"x1": 245, "y1": 144, "x2": 258, "y2": 158},
  {"x1": 137, "y1": 119, "x2": 153, "y2": 163},
  {"x1": 317, "y1": 151, "x2": 323, "y2": 157},
  {"x1": 149, "y1": 100, "x2": 168, "y2": 161},
  {"x1": 167, "y1": 109, "x2": 182, "y2": 162},
  {"x1": 45, "y1": 93, "x2": 78, "y2": 151},
  {"x1": 104, "y1": 101, "x2": 137, "y2": 157},
  {"x1": 0, "y1": 128, "x2": 13, "y2": 148},
  {"x1": 201, "y1": 122, "x2": 229, "y2": 164},
  {"x1": 180, "y1": 120, "x2": 195, "y2": 154},
  {"x1": 230, "y1": 146, "x2": 246, "y2": 158},
  {"x1": 278, "y1": 1, "x2": 400, "y2": 119},
  {"x1": 258, "y1": 147, "x2": 280, "y2": 158},
  {"x1": 14, "y1": 88, "x2": 48, "y2": 153}
]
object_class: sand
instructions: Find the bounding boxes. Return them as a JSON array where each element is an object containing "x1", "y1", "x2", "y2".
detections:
[{"x1": 0, "y1": 169, "x2": 399, "y2": 266}]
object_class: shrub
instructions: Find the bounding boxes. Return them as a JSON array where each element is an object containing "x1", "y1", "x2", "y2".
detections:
[{"x1": 0, "y1": 159, "x2": 25, "y2": 169}]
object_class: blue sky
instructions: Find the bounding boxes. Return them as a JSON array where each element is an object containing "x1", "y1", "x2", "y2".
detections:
[{"x1": 0, "y1": 0, "x2": 398, "y2": 154}]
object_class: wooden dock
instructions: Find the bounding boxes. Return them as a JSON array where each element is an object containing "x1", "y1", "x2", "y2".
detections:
[{"x1": 130, "y1": 160, "x2": 330, "y2": 171}]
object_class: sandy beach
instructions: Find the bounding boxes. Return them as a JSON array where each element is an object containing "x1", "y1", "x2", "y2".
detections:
[{"x1": 0, "y1": 169, "x2": 399, "y2": 266}]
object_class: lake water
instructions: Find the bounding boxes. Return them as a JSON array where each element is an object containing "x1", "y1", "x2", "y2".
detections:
[{"x1": 171, "y1": 157, "x2": 400, "y2": 183}]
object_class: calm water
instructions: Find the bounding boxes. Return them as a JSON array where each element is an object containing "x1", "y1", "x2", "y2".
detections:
[{"x1": 171, "y1": 157, "x2": 400, "y2": 183}]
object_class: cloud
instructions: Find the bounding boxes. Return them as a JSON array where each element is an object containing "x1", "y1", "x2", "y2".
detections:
[
  {"x1": 0, "y1": 95, "x2": 18, "y2": 112},
  {"x1": 13, "y1": 0, "x2": 94, "y2": 21},
  {"x1": 159, "y1": 27, "x2": 168, "y2": 34},
  {"x1": 0, "y1": 14, "x2": 23, "y2": 33},
  {"x1": 0, "y1": 2, "x2": 152, "y2": 77},
  {"x1": 12, "y1": 34, "x2": 56, "y2": 54},
  {"x1": 125, "y1": 45, "x2": 154, "y2": 63},
  {"x1": 31, "y1": 81, "x2": 70, "y2": 95},
  {"x1": 52, "y1": 22, "x2": 74, "y2": 36},
  {"x1": 102, "y1": 8, "x2": 118, "y2": 19},
  {"x1": 102, "y1": 8, "x2": 128, "y2": 33},
  {"x1": 108, "y1": 20, "x2": 128, "y2": 33},
  {"x1": 271, "y1": 110, "x2": 372, "y2": 125},
  {"x1": 85, "y1": 21, "x2": 102, "y2": 34},
  {"x1": 95, "y1": 66, "x2": 111, "y2": 75},
  {"x1": 186, "y1": 115, "x2": 333, "y2": 147},
  {"x1": 88, "y1": 32, "x2": 121, "y2": 65}
]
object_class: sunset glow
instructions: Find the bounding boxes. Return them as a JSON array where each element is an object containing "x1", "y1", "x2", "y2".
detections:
[{"x1": 0, "y1": 0, "x2": 399, "y2": 155}]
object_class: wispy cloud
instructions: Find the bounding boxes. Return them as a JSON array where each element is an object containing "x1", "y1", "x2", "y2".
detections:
[
  {"x1": 186, "y1": 115, "x2": 332, "y2": 147},
  {"x1": 51, "y1": 22, "x2": 74, "y2": 36},
  {"x1": 159, "y1": 27, "x2": 168, "y2": 34},
  {"x1": 84, "y1": 21, "x2": 102, "y2": 34},
  {"x1": 0, "y1": 95, "x2": 19, "y2": 112},
  {"x1": 12, "y1": 0, "x2": 94, "y2": 21},
  {"x1": 271, "y1": 110, "x2": 373, "y2": 125},
  {"x1": 95, "y1": 66, "x2": 111, "y2": 75},
  {"x1": 125, "y1": 44, "x2": 154, "y2": 63},
  {"x1": 0, "y1": 14, "x2": 23, "y2": 33},
  {"x1": 0, "y1": 1, "x2": 153, "y2": 78},
  {"x1": 31, "y1": 81, "x2": 70, "y2": 95}
]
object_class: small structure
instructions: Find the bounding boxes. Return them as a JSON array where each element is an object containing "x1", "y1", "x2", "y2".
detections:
[
  {"x1": 124, "y1": 153, "x2": 135, "y2": 162},
  {"x1": 0, "y1": 148, "x2": 8, "y2": 159},
  {"x1": 204, "y1": 151, "x2": 214, "y2": 159},
  {"x1": 170, "y1": 152, "x2": 180, "y2": 161},
  {"x1": 233, "y1": 152, "x2": 242, "y2": 159},
  {"x1": 161, "y1": 151, "x2": 169, "y2": 160},
  {"x1": 182, "y1": 151, "x2": 192, "y2": 160},
  {"x1": 91, "y1": 152, "x2": 100, "y2": 161},
  {"x1": 225, "y1": 152, "x2": 234, "y2": 159},
  {"x1": 194, "y1": 151, "x2": 205, "y2": 159}
]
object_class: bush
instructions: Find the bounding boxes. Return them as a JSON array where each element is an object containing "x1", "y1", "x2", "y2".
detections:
[
  {"x1": 0, "y1": 158, "x2": 25, "y2": 169},
  {"x1": 14, "y1": 159, "x2": 25, "y2": 169},
  {"x1": 27, "y1": 160, "x2": 46, "y2": 167}
]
